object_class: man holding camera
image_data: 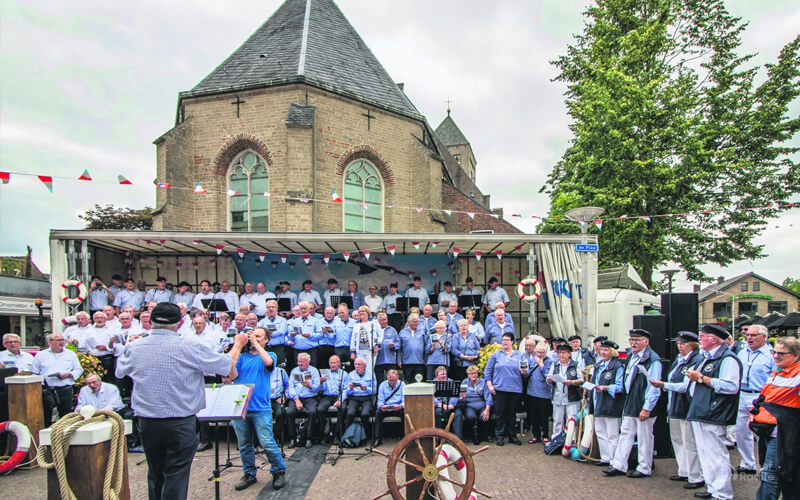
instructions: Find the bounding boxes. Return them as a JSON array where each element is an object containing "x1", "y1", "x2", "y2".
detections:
[{"x1": 227, "y1": 327, "x2": 287, "y2": 491}]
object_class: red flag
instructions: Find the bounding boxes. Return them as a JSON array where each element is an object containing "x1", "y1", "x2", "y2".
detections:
[
  {"x1": 257, "y1": 252, "x2": 266, "y2": 262},
  {"x1": 38, "y1": 175, "x2": 53, "y2": 192},
  {"x1": 331, "y1": 190, "x2": 342, "y2": 203},
  {"x1": 0, "y1": 172, "x2": 9, "y2": 184},
  {"x1": 387, "y1": 245, "x2": 396, "y2": 256},
  {"x1": 302, "y1": 254, "x2": 311, "y2": 265},
  {"x1": 78, "y1": 169, "x2": 92, "y2": 181},
  {"x1": 118, "y1": 175, "x2": 132, "y2": 185}
]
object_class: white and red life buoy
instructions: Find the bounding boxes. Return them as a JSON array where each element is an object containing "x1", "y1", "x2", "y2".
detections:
[
  {"x1": 60, "y1": 280, "x2": 87, "y2": 306},
  {"x1": 515, "y1": 277, "x2": 541, "y2": 302},
  {"x1": 562, "y1": 415, "x2": 578, "y2": 458},
  {"x1": 436, "y1": 444, "x2": 477, "y2": 500},
  {"x1": 0, "y1": 421, "x2": 32, "y2": 474}
]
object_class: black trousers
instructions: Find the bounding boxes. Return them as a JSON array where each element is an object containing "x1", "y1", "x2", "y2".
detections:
[
  {"x1": 97, "y1": 355, "x2": 115, "y2": 383},
  {"x1": 295, "y1": 397, "x2": 319, "y2": 440},
  {"x1": 524, "y1": 394, "x2": 552, "y2": 440},
  {"x1": 387, "y1": 313, "x2": 403, "y2": 333},
  {"x1": 269, "y1": 344, "x2": 286, "y2": 367},
  {"x1": 44, "y1": 386, "x2": 74, "y2": 425},
  {"x1": 317, "y1": 345, "x2": 335, "y2": 369},
  {"x1": 271, "y1": 399, "x2": 297, "y2": 442},
  {"x1": 334, "y1": 347, "x2": 352, "y2": 370},
  {"x1": 345, "y1": 396, "x2": 373, "y2": 437},
  {"x1": 402, "y1": 364, "x2": 424, "y2": 384},
  {"x1": 493, "y1": 391, "x2": 521, "y2": 439},
  {"x1": 374, "y1": 364, "x2": 396, "y2": 386},
  {"x1": 139, "y1": 416, "x2": 198, "y2": 500},
  {"x1": 374, "y1": 409, "x2": 403, "y2": 438}
]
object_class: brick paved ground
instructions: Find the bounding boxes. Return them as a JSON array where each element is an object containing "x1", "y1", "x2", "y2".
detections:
[{"x1": 3, "y1": 432, "x2": 760, "y2": 500}]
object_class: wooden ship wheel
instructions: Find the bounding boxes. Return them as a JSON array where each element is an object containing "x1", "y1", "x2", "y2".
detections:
[{"x1": 370, "y1": 413, "x2": 492, "y2": 500}]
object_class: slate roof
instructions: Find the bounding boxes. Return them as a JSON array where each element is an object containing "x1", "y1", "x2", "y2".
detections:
[
  {"x1": 183, "y1": 0, "x2": 421, "y2": 121},
  {"x1": 434, "y1": 113, "x2": 470, "y2": 146}
]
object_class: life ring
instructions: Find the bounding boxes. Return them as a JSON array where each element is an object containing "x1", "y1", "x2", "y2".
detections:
[
  {"x1": 436, "y1": 443, "x2": 477, "y2": 500},
  {"x1": 579, "y1": 413, "x2": 595, "y2": 455},
  {"x1": 61, "y1": 280, "x2": 87, "y2": 306},
  {"x1": 0, "y1": 421, "x2": 32, "y2": 474},
  {"x1": 562, "y1": 415, "x2": 578, "y2": 458},
  {"x1": 515, "y1": 277, "x2": 541, "y2": 302}
]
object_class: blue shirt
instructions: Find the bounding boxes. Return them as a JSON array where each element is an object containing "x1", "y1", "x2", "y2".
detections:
[
  {"x1": 485, "y1": 321, "x2": 515, "y2": 345},
  {"x1": 398, "y1": 327, "x2": 426, "y2": 364},
  {"x1": 737, "y1": 344, "x2": 775, "y2": 392},
  {"x1": 258, "y1": 315, "x2": 288, "y2": 346},
  {"x1": 289, "y1": 366, "x2": 321, "y2": 399},
  {"x1": 377, "y1": 380, "x2": 405, "y2": 408},
  {"x1": 344, "y1": 370, "x2": 376, "y2": 400},
  {"x1": 115, "y1": 328, "x2": 232, "y2": 418},
  {"x1": 113, "y1": 289, "x2": 144, "y2": 311},
  {"x1": 460, "y1": 377, "x2": 493, "y2": 409},
  {"x1": 333, "y1": 317, "x2": 355, "y2": 348},
  {"x1": 450, "y1": 333, "x2": 481, "y2": 367},
  {"x1": 485, "y1": 350, "x2": 525, "y2": 393},
  {"x1": 425, "y1": 332, "x2": 451, "y2": 367},
  {"x1": 437, "y1": 291, "x2": 458, "y2": 307},
  {"x1": 320, "y1": 368, "x2": 345, "y2": 397},
  {"x1": 419, "y1": 315, "x2": 436, "y2": 335},
  {"x1": 235, "y1": 351, "x2": 277, "y2": 412},
  {"x1": 591, "y1": 358, "x2": 624, "y2": 408},
  {"x1": 343, "y1": 290, "x2": 366, "y2": 310},
  {"x1": 145, "y1": 288, "x2": 175, "y2": 304},
  {"x1": 482, "y1": 287, "x2": 510, "y2": 309},
  {"x1": 376, "y1": 327, "x2": 400, "y2": 365},
  {"x1": 90, "y1": 288, "x2": 111, "y2": 310},
  {"x1": 523, "y1": 355, "x2": 552, "y2": 398},
  {"x1": 174, "y1": 291, "x2": 195, "y2": 307},
  {"x1": 484, "y1": 312, "x2": 515, "y2": 333},
  {"x1": 318, "y1": 318, "x2": 338, "y2": 347},
  {"x1": 270, "y1": 367, "x2": 295, "y2": 400},
  {"x1": 445, "y1": 313, "x2": 463, "y2": 335},
  {"x1": 287, "y1": 316, "x2": 322, "y2": 350},
  {"x1": 624, "y1": 350, "x2": 663, "y2": 411},
  {"x1": 298, "y1": 290, "x2": 323, "y2": 307},
  {"x1": 406, "y1": 287, "x2": 430, "y2": 307},
  {"x1": 689, "y1": 346, "x2": 741, "y2": 396},
  {"x1": 323, "y1": 288, "x2": 342, "y2": 308},
  {"x1": 380, "y1": 293, "x2": 401, "y2": 314}
]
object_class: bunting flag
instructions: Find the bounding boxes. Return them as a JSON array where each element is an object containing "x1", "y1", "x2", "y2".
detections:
[
  {"x1": 236, "y1": 248, "x2": 245, "y2": 259},
  {"x1": 593, "y1": 219, "x2": 603, "y2": 231},
  {"x1": 416, "y1": 207, "x2": 424, "y2": 213},
  {"x1": 362, "y1": 249, "x2": 371, "y2": 260},
  {"x1": 0, "y1": 172, "x2": 9, "y2": 184},
  {"x1": 263, "y1": 192, "x2": 273, "y2": 198},
  {"x1": 78, "y1": 169, "x2": 92, "y2": 181},
  {"x1": 618, "y1": 215, "x2": 628, "y2": 220},
  {"x1": 194, "y1": 182, "x2": 207, "y2": 194},
  {"x1": 491, "y1": 214, "x2": 499, "y2": 219},
  {"x1": 192, "y1": 260, "x2": 199, "y2": 267},
  {"x1": 257, "y1": 251, "x2": 266, "y2": 262},
  {"x1": 387, "y1": 245, "x2": 396, "y2": 256},
  {"x1": 145, "y1": 240, "x2": 152, "y2": 245},
  {"x1": 192, "y1": 240, "x2": 202, "y2": 244},
  {"x1": 360, "y1": 203, "x2": 368, "y2": 210},
  {"x1": 175, "y1": 259, "x2": 183, "y2": 267},
  {"x1": 640, "y1": 216, "x2": 651, "y2": 223},
  {"x1": 387, "y1": 203, "x2": 396, "y2": 208},
  {"x1": 38, "y1": 175, "x2": 53, "y2": 192},
  {"x1": 452, "y1": 247, "x2": 461, "y2": 258},
  {"x1": 156, "y1": 259, "x2": 164, "y2": 265},
  {"x1": 227, "y1": 189, "x2": 240, "y2": 196},
  {"x1": 466, "y1": 212, "x2": 475, "y2": 219},
  {"x1": 159, "y1": 239, "x2": 166, "y2": 246},
  {"x1": 157, "y1": 182, "x2": 171, "y2": 188},
  {"x1": 411, "y1": 241, "x2": 420, "y2": 250},
  {"x1": 298, "y1": 198, "x2": 311, "y2": 203},
  {"x1": 322, "y1": 253, "x2": 330, "y2": 264},
  {"x1": 580, "y1": 221, "x2": 587, "y2": 231},
  {"x1": 302, "y1": 254, "x2": 311, "y2": 265},
  {"x1": 117, "y1": 175, "x2": 132, "y2": 185},
  {"x1": 512, "y1": 214, "x2": 522, "y2": 218},
  {"x1": 331, "y1": 190, "x2": 342, "y2": 203},
  {"x1": 495, "y1": 250, "x2": 503, "y2": 261},
  {"x1": 342, "y1": 251, "x2": 351, "y2": 262},
  {"x1": 431, "y1": 241, "x2": 439, "y2": 249},
  {"x1": 209, "y1": 258, "x2": 217, "y2": 264},
  {"x1": 215, "y1": 244, "x2": 224, "y2": 255},
  {"x1": 280, "y1": 254, "x2": 287, "y2": 264},
  {"x1": 429, "y1": 269, "x2": 437, "y2": 277},
  {"x1": 474, "y1": 251, "x2": 482, "y2": 262},
  {"x1": 443, "y1": 210, "x2": 452, "y2": 217}
]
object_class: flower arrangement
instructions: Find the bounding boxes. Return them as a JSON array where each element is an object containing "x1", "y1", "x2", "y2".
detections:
[
  {"x1": 75, "y1": 353, "x2": 107, "y2": 388},
  {"x1": 476, "y1": 343, "x2": 502, "y2": 377}
]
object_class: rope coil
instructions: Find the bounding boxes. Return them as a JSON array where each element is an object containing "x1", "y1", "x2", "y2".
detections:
[{"x1": 37, "y1": 409, "x2": 126, "y2": 500}]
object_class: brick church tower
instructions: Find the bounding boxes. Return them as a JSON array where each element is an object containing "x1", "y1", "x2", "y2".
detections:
[{"x1": 152, "y1": 0, "x2": 518, "y2": 234}]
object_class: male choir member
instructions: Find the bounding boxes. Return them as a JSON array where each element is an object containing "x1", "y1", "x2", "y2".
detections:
[
  {"x1": 398, "y1": 313, "x2": 426, "y2": 383},
  {"x1": 373, "y1": 369, "x2": 405, "y2": 447}
]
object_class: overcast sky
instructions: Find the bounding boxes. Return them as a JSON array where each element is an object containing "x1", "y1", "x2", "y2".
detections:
[{"x1": 1, "y1": 0, "x2": 798, "y2": 290}]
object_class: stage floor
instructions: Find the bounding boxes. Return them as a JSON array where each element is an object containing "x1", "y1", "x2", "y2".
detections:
[{"x1": 3, "y1": 433, "x2": 761, "y2": 500}]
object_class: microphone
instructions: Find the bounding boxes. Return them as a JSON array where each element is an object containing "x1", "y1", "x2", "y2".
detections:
[
  {"x1": 276, "y1": 362, "x2": 286, "y2": 368},
  {"x1": 341, "y1": 361, "x2": 352, "y2": 367}
]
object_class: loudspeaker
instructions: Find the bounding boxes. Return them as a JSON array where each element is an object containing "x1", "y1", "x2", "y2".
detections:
[
  {"x1": 632, "y1": 314, "x2": 668, "y2": 359},
  {"x1": 661, "y1": 293, "x2": 699, "y2": 360}
]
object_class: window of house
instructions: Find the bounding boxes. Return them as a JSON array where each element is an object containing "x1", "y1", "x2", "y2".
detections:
[
  {"x1": 738, "y1": 302, "x2": 758, "y2": 316},
  {"x1": 768, "y1": 301, "x2": 788, "y2": 315},
  {"x1": 753, "y1": 282, "x2": 760, "y2": 291},
  {"x1": 343, "y1": 160, "x2": 383, "y2": 233},
  {"x1": 712, "y1": 302, "x2": 732, "y2": 318},
  {"x1": 228, "y1": 151, "x2": 269, "y2": 231},
  {"x1": 740, "y1": 282, "x2": 748, "y2": 292}
]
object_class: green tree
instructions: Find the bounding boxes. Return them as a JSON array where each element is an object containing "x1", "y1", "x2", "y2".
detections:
[
  {"x1": 784, "y1": 277, "x2": 800, "y2": 309},
  {"x1": 78, "y1": 204, "x2": 153, "y2": 230},
  {"x1": 540, "y1": 0, "x2": 800, "y2": 288}
]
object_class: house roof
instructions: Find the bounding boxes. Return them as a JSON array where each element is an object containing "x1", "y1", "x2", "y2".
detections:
[
  {"x1": 182, "y1": 0, "x2": 422, "y2": 121},
  {"x1": 698, "y1": 271, "x2": 800, "y2": 302},
  {"x1": 434, "y1": 113, "x2": 470, "y2": 147}
]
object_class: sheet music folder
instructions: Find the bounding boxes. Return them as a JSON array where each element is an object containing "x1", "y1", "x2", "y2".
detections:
[{"x1": 197, "y1": 383, "x2": 254, "y2": 421}]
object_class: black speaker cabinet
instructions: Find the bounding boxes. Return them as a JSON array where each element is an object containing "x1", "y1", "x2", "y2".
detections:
[
  {"x1": 632, "y1": 314, "x2": 668, "y2": 359},
  {"x1": 661, "y1": 293, "x2": 699, "y2": 360}
]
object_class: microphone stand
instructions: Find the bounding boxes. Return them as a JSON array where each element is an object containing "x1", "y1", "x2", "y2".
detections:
[
  {"x1": 323, "y1": 362, "x2": 362, "y2": 466},
  {"x1": 278, "y1": 366, "x2": 301, "y2": 463},
  {"x1": 354, "y1": 322, "x2": 378, "y2": 462}
]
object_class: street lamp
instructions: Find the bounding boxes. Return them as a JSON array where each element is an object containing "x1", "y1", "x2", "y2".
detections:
[
  {"x1": 661, "y1": 269, "x2": 680, "y2": 293},
  {"x1": 714, "y1": 289, "x2": 737, "y2": 336},
  {"x1": 565, "y1": 206, "x2": 604, "y2": 340}
]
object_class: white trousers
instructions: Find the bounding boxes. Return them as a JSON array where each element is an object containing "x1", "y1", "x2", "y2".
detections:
[
  {"x1": 736, "y1": 392, "x2": 759, "y2": 469},
  {"x1": 669, "y1": 418, "x2": 703, "y2": 483},
  {"x1": 724, "y1": 424, "x2": 736, "y2": 446},
  {"x1": 610, "y1": 415, "x2": 656, "y2": 474},
  {"x1": 692, "y1": 421, "x2": 733, "y2": 500},
  {"x1": 594, "y1": 417, "x2": 620, "y2": 463},
  {"x1": 551, "y1": 401, "x2": 580, "y2": 439}
]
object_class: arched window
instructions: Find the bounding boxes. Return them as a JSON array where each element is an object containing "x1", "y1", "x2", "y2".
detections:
[
  {"x1": 228, "y1": 151, "x2": 269, "y2": 231},
  {"x1": 343, "y1": 160, "x2": 383, "y2": 232}
]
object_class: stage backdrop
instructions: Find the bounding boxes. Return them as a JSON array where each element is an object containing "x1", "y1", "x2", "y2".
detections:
[{"x1": 233, "y1": 252, "x2": 454, "y2": 295}]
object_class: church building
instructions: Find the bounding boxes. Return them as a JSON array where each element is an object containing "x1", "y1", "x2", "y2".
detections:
[{"x1": 152, "y1": 0, "x2": 518, "y2": 235}]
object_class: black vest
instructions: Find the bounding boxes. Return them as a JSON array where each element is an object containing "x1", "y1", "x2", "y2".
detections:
[
  {"x1": 590, "y1": 358, "x2": 624, "y2": 418},
  {"x1": 666, "y1": 350, "x2": 703, "y2": 419},
  {"x1": 622, "y1": 347, "x2": 661, "y2": 417},
  {"x1": 550, "y1": 360, "x2": 582, "y2": 402},
  {"x1": 686, "y1": 346, "x2": 742, "y2": 425}
]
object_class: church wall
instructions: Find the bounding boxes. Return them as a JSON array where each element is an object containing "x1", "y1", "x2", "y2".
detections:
[
  {"x1": 153, "y1": 119, "x2": 197, "y2": 230},
  {"x1": 441, "y1": 183, "x2": 521, "y2": 234},
  {"x1": 448, "y1": 143, "x2": 476, "y2": 181}
]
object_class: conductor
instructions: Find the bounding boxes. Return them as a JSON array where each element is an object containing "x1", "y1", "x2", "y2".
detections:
[{"x1": 116, "y1": 302, "x2": 236, "y2": 500}]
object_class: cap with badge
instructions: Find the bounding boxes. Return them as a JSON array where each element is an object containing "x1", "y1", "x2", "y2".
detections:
[
  {"x1": 599, "y1": 339, "x2": 619, "y2": 349},
  {"x1": 568, "y1": 334, "x2": 582, "y2": 342},
  {"x1": 672, "y1": 331, "x2": 699, "y2": 343},
  {"x1": 151, "y1": 302, "x2": 182, "y2": 324},
  {"x1": 628, "y1": 328, "x2": 651, "y2": 339},
  {"x1": 555, "y1": 344, "x2": 572, "y2": 352},
  {"x1": 593, "y1": 335, "x2": 608, "y2": 344},
  {"x1": 700, "y1": 324, "x2": 729, "y2": 340},
  {"x1": 178, "y1": 281, "x2": 192, "y2": 288}
]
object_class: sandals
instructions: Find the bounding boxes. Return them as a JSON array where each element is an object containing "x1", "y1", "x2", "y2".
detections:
[
  {"x1": 528, "y1": 437, "x2": 539, "y2": 444},
  {"x1": 542, "y1": 437, "x2": 550, "y2": 444}
]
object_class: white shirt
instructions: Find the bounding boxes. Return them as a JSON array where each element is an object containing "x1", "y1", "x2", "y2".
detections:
[
  {"x1": 112, "y1": 323, "x2": 145, "y2": 356},
  {"x1": 248, "y1": 292, "x2": 277, "y2": 316},
  {"x1": 217, "y1": 290, "x2": 240, "y2": 313},
  {"x1": 31, "y1": 348, "x2": 83, "y2": 387},
  {"x1": 191, "y1": 291, "x2": 215, "y2": 311},
  {"x1": 75, "y1": 382, "x2": 124, "y2": 412},
  {"x1": 86, "y1": 325, "x2": 120, "y2": 357},
  {"x1": 364, "y1": 295, "x2": 382, "y2": 314},
  {"x1": 0, "y1": 350, "x2": 34, "y2": 371},
  {"x1": 64, "y1": 324, "x2": 92, "y2": 351}
]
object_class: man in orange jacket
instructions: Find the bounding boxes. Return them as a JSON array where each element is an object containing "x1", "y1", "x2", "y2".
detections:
[{"x1": 750, "y1": 336, "x2": 800, "y2": 500}]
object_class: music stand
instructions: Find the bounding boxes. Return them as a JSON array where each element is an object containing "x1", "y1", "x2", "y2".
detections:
[
  {"x1": 432, "y1": 380, "x2": 460, "y2": 428},
  {"x1": 338, "y1": 296, "x2": 354, "y2": 309},
  {"x1": 277, "y1": 298, "x2": 292, "y2": 314},
  {"x1": 198, "y1": 384, "x2": 253, "y2": 500},
  {"x1": 201, "y1": 299, "x2": 229, "y2": 319}
]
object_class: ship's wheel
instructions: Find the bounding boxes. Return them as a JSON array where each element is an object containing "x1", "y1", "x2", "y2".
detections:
[{"x1": 370, "y1": 413, "x2": 491, "y2": 500}]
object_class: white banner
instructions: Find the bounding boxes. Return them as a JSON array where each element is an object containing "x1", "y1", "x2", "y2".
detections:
[{"x1": 0, "y1": 296, "x2": 51, "y2": 315}]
